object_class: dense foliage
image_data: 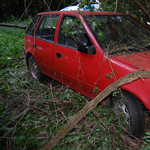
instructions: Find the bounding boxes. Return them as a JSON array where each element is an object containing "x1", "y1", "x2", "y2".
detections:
[
  {"x1": 100, "y1": 0, "x2": 150, "y2": 29},
  {"x1": 0, "y1": 0, "x2": 150, "y2": 29},
  {"x1": 0, "y1": 0, "x2": 75, "y2": 21}
]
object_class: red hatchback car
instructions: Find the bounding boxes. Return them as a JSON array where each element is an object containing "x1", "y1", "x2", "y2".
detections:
[{"x1": 25, "y1": 11, "x2": 150, "y2": 138}]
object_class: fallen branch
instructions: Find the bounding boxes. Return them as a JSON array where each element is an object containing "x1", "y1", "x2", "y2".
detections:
[
  {"x1": 16, "y1": 1, "x2": 33, "y2": 26},
  {"x1": 133, "y1": 0, "x2": 150, "y2": 18},
  {"x1": 0, "y1": 23, "x2": 28, "y2": 29},
  {"x1": 120, "y1": 133, "x2": 139, "y2": 149},
  {"x1": 0, "y1": 108, "x2": 32, "y2": 131},
  {"x1": 41, "y1": 71, "x2": 150, "y2": 150}
]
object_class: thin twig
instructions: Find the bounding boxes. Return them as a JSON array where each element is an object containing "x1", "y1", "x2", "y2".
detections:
[
  {"x1": 58, "y1": 108, "x2": 69, "y2": 122},
  {"x1": 114, "y1": 0, "x2": 118, "y2": 12},
  {"x1": 0, "y1": 108, "x2": 32, "y2": 132},
  {"x1": 0, "y1": 107, "x2": 31, "y2": 140},
  {"x1": 16, "y1": 1, "x2": 33, "y2": 26}
]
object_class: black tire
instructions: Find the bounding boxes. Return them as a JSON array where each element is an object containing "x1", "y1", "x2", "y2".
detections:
[
  {"x1": 111, "y1": 90, "x2": 145, "y2": 138},
  {"x1": 28, "y1": 56, "x2": 43, "y2": 81}
]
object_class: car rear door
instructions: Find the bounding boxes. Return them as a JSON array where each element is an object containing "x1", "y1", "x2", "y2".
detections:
[
  {"x1": 53, "y1": 15, "x2": 102, "y2": 98},
  {"x1": 25, "y1": 14, "x2": 42, "y2": 56},
  {"x1": 34, "y1": 14, "x2": 60, "y2": 78}
]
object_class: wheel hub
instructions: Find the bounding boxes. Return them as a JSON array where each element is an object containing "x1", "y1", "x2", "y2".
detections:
[
  {"x1": 30, "y1": 61, "x2": 38, "y2": 79},
  {"x1": 114, "y1": 101, "x2": 130, "y2": 126}
]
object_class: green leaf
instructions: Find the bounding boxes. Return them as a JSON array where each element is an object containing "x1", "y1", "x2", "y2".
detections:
[
  {"x1": 98, "y1": 31, "x2": 106, "y2": 42},
  {"x1": 145, "y1": 132, "x2": 150, "y2": 136},
  {"x1": 92, "y1": 21, "x2": 97, "y2": 31},
  {"x1": 0, "y1": 105, "x2": 4, "y2": 112},
  {"x1": 106, "y1": 74, "x2": 110, "y2": 80},
  {"x1": 90, "y1": 6, "x2": 94, "y2": 12}
]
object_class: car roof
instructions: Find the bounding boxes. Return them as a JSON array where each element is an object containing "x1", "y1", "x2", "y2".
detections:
[{"x1": 37, "y1": 11, "x2": 124, "y2": 16}]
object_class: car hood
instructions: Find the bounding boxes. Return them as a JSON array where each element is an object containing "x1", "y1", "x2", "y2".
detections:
[{"x1": 115, "y1": 51, "x2": 150, "y2": 71}]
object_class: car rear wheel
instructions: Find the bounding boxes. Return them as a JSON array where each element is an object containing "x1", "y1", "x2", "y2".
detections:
[
  {"x1": 111, "y1": 90, "x2": 145, "y2": 138},
  {"x1": 28, "y1": 56, "x2": 43, "y2": 81}
]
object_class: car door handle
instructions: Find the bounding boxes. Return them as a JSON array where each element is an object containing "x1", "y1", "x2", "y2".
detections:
[
  {"x1": 56, "y1": 53, "x2": 61, "y2": 58},
  {"x1": 33, "y1": 44, "x2": 36, "y2": 48}
]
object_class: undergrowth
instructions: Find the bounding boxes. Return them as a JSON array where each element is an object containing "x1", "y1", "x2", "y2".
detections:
[
  {"x1": 0, "y1": 19, "x2": 149, "y2": 150},
  {"x1": 0, "y1": 27, "x2": 25, "y2": 69}
]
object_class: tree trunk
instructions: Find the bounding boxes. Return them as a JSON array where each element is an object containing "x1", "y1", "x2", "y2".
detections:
[
  {"x1": 17, "y1": 0, "x2": 24, "y2": 18},
  {"x1": 11, "y1": 0, "x2": 18, "y2": 17},
  {"x1": 0, "y1": 23, "x2": 28, "y2": 29},
  {"x1": 0, "y1": 0, "x2": 4, "y2": 20}
]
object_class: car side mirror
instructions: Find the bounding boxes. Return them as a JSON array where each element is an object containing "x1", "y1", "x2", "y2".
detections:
[{"x1": 77, "y1": 41, "x2": 96, "y2": 55}]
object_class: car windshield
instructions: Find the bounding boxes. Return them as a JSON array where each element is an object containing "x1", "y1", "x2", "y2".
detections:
[{"x1": 85, "y1": 15, "x2": 150, "y2": 55}]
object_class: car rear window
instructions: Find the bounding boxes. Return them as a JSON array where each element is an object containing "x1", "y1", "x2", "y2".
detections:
[
  {"x1": 35, "y1": 14, "x2": 60, "y2": 42},
  {"x1": 26, "y1": 15, "x2": 42, "y2": 36}
]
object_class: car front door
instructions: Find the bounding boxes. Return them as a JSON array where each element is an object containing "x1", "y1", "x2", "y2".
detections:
[{"x1": 53, "y1": 15, "x2": 102, "y2": 98}]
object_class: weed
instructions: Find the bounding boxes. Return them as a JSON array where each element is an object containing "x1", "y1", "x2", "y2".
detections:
[
  {"x1": 0, "y1": 27, "x2": 25, "y2": 69},
  {"x1": 141, "y1": 132, "x2": 150, "y2": 150}
]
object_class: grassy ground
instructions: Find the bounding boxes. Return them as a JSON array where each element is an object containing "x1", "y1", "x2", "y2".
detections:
[{"x1": 0, "y1": 20, "x2": 150, "y2": 150}]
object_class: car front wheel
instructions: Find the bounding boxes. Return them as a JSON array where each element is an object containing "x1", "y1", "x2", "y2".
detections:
[
  {"x1": 28, "y1": 56, "x2": 43, "y2": 81},
  {"x1": 111, "y1": 90, "x2": 145, "y2": 138}
]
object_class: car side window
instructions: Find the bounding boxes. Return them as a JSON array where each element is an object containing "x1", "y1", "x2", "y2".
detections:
[
  {"x1": 35, "y1": 14, "x2": 59, "y2": 41},
  {"x1": 26, "y1": 15, "x2": 42, "y2": 36},
  {"x1": 58, "y1": 15, "x2": 93, "y2": 49}
]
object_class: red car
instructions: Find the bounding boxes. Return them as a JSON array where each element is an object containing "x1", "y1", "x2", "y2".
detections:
[{"x1": 24, "y1": 11, "x2": 150, "y2": 138}]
